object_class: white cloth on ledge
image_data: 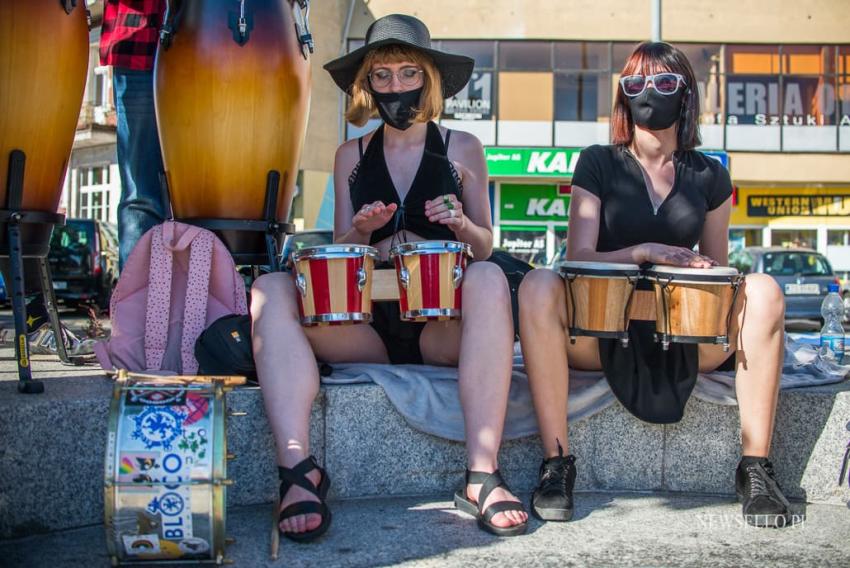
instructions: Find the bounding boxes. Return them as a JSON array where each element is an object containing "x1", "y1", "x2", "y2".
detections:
[{"x1": 321, "y1": 335, "x2": 849, "y2": 442}]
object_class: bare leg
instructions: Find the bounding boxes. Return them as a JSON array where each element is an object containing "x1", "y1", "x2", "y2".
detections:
[
  {"x1": 251, "y1": 272, "x2": 388, "y2": 535},
  {"x1": 419, "y1": 261, "x2": 527, "y2": 528},
  {"x1": 700, "y1": 273, "x2": 785, "y2": 457},
  {"x1": 518, "y1": 269, "x2": 601, "y2": 459}
]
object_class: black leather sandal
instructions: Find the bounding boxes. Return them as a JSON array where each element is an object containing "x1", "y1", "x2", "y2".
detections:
[
  {"x1": 277, "y1": 455, "x2": 332, "y2": 543},
  {"x1": 453, "y1": 469, "x2": 528, "y2": 537}
]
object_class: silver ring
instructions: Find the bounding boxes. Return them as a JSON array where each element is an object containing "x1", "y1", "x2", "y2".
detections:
[{"x1": 449, "y1": 209, "x2": 456, "y2": 219}]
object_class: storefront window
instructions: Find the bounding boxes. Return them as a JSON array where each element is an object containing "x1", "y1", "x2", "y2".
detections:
[
  {"x1": 828, "y1": 229, "x2": 850, "y2": 246},
  {"x1": 554, "y1": 42, "x2": 608, "y2": 70},
  {"x1": 442, "y1": 41, "x2": 495, "y2": 122},
  {"x1": 499, "y1": 42, "x2": 551, "y2": 70},
  {"x1": 554, "y1": 73, "x2": 609, "y2": 121},
  {"x1": 771, "y1": 229, "x2": 817, "y2": 249}
]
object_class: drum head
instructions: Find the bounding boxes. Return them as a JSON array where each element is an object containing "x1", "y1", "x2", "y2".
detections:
[
  {"x1": 559, "y1": 261, "x2": 641, "y2": 277},
  {"x1": 293, "y1": 244, "x2": 378, "y2": 261},
  {"x1": 390, "y1": 240, "x2": 472, "y2": 257},
  {"x1": 646, "y1": 265, "x2": 739, "y2": 283}
]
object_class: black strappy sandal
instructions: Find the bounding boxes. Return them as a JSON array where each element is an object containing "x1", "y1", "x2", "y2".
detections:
[
  {"x1": 277, "y1": 456, "x2": 332, "y2": 543},
  {"x1": 453, "y1": 469, "x2": 528, "y2": 537}
]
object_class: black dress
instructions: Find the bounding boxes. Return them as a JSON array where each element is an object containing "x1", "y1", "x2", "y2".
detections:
[
  {"x1": 570, "y1": 144, "x2": 733, "y2": 423},
  {"x1": 348, "y1": 122, "x2": 462, "y2": 364}
]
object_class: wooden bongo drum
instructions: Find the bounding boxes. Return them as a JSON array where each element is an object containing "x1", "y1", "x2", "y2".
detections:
[
  {"x1": 645, "y1": 265, "x2": 742, "y2": 351},
  {"x1": 389, "y1": 241, "x2": 472, "y2": 322},
  {"x1": 559, "y1": 261, "x2": 641, "y2": 347},
  {"x1": 292, "y1": 244, "x2": 378, "y2": 325}
]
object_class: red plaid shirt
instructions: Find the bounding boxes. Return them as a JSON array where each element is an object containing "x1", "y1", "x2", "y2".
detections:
[{"x1": 99, "y1": 0, "x2": 166, "y2": 70}]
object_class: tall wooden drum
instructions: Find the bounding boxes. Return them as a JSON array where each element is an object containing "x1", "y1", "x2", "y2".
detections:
[
  {"x1": 0, "y1": 0, "x2": 88, "y2": 215},
  {"x1": 154, "y1": 0, "x2": 312, "y2": 225}
]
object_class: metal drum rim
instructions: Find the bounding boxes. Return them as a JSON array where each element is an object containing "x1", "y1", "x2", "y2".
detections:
[
  {"x1": 400, "y1": 308, "x2": 461, "y2": 320},
  {"x1": 302, "y1": 312, "x2": 372, "y2": 325},
  {"x1": 645, "y1": 265, "x2": 739, "y2": 283},
  {"x1": 293, "y1": 244, "x2": 378, "y2": 262},
  {"x1": 389, "y1": 240, "x2": 472, "y2": 257}
]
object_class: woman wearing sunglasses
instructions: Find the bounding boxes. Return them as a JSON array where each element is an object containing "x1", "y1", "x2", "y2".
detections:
[
  {"x1": 250, "y1": 14, "x2": 528, "y2": 542},
  {"x1": 519, "y1": 42, "x2": 790, "y2": 528}
]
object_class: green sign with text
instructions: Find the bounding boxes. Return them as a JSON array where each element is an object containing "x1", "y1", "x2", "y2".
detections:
[
  {"x1": 499, "y1": 184, "x2": 570, "y2": 223},
  {"x1": 485, "y1": 147, "x2": 583, "y2": 178}
]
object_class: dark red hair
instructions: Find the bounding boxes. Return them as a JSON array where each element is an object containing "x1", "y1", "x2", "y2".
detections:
[{"x1": 611, "y1": 42, "x2": 701, "y2": 150}]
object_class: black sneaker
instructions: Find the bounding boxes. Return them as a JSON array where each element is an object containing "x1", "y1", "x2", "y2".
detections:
[
  {"x1": 735, "y1": 456, "x2": 791, "y2": 528},
  {"x1": 531, "y1": 448, "x2": 576, "y2": 522}
]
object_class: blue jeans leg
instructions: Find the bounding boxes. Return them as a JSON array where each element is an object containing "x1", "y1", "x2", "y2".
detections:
[{"x1": 113, "y1": 68, "x2": 166, "y2": 270}]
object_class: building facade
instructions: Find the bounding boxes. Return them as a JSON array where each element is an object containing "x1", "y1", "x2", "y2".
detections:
[{"x1": 66, "y1": 0, "x2": 850, "y2": 275}]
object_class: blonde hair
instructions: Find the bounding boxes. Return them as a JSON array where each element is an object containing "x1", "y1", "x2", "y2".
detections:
[{"x1": 345, "y1": 45, "x2": 444, "y2": 127}]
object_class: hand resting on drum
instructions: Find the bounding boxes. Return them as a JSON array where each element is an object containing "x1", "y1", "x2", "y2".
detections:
[
  {"x1": 353, "y1": 200, "x2": 398, "y2": 236},
  {"x1": 638, "y1": 242, "x2": 718, "y2": 268}
]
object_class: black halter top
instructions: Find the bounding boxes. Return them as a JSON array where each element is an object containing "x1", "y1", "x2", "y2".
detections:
[{"x1": 348, "y1": 122, "x2": 462, "y2": 245}]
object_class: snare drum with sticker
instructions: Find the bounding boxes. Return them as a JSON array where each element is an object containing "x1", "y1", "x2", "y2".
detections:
[{"x1": 104, "y1": 372, "x2": 244, "y2": 566}]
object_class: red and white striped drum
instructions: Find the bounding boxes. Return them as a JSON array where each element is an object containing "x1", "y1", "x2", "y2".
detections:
[
  {"x1": 390, "y1": 241, "x2": 472, "y2": 322},
  {"x1": 292, "y1": 245, "x2": 378, "y2": 325}
]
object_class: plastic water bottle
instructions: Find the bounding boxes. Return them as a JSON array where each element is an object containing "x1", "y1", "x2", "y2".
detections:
[{"x1": 819, "y1": 283, "x2": 845, "y2": 364}]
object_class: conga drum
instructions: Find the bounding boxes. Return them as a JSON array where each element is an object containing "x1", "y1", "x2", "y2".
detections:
[
  {"x1": 104, "y1": 372, "x2": 245, "y2": 566},
  {"x1": 155, "y1": 0, "x2": 312, "y2": 258},
  {"x1": 0, "y1": 0, "x2": 88, "y2": 253},
  {"x1": 390, "y1": 241, "x2": 472, "y2": 322},
  {"x1": 292, "y1": 244, "x2": 378, "y2": 325},
  {"x1": 559, "y1": 261, "x2": 641, "y2": 346},
  {"x1": 645, "y1": 265, "x2": 742, "y2": 351}
]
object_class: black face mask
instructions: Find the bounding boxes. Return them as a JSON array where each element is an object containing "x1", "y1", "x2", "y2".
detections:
[
  {"x1": 628, "y1": 88, "x2": 684, "y2": 131},
  {"x1": 372, "y1": 87, "x2": 423, "y2": 131}
]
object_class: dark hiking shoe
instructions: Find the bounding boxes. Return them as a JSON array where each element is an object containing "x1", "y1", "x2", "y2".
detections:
[
  {"x1": 531, "y1": 451, "x2": 576, "y2": 522},
  {"x1": 735, "y1": 456, "x2": 791, "y2": 528}
]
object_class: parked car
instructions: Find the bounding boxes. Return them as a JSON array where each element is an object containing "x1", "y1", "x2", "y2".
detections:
[
  {"x1": 729, "y1": 247, "x2": 841, "y2": 322},
  {"x1": 47, "y1": 218, "x2": 119, "y2": 311}
]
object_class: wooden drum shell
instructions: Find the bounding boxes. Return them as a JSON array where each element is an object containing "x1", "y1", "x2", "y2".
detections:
[
  {"x1": 154, "y1": 0, "x2": 311, "y2": 221},
  {"x1": 293, "y1": 247, "x2": 376, "y2": 326},
  {"x1": 564, "y1": 275, "x2": 635, "y2": 335},
  {"x1": 653, "y1": 281, "x2": 736, "y2": 340},
  {"x1": 391, "y1": 241, "x2": 471, "y2": 322},
  {"x1": 0, "y1": 1, "x2": 89, "y2": 211}
]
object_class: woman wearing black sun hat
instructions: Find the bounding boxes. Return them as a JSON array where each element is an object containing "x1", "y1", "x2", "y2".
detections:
[{"x1": 250, "y1": 14, "x2": 528, "y2": 543}]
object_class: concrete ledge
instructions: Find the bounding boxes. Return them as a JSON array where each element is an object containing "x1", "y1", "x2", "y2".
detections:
[{"x1": 1, "y1": 365, "x2": 848, "y2": 539}]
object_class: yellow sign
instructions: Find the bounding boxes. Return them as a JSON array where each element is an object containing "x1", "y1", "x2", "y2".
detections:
[{"x1": 731, "y1": 187, "x2": 850, "y2": 227}]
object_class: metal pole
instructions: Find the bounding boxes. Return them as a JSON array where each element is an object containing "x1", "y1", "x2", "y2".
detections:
[{"x1": 651, "y1": 0, "x2": 662, "y2": 42}]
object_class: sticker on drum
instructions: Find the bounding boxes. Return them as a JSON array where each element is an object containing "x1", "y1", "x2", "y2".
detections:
[
  {"x1": 558, "y1": 261, "x2": 641, "y2": 346},
  {"x1": 645, "y1": 265, "x2": 742, "y2": 351},
  {"x1": 389, "y1": 241, "x2": 472, "y2": 322},
  {"x1": 293, "y1": 244, "x2": 378, "y2": 326},
  {"x1": 106, "y1": 379, "x2": 231, "y2": 565}
]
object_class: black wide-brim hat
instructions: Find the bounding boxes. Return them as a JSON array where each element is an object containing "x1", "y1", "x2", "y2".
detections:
[{"x1": 323, "y1": 14, "x2": 475, "y2": 98}]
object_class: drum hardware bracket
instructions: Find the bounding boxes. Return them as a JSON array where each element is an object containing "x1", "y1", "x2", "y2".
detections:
[
  {"x1": 357, "y1": 267, "x2": 368, "y2": 291},
  {"x1": 657, "y1": 276, "x2": 674, "y2": 351},
  {"x1": 294, "y1": 0, "x2": 314, "y2": 57},
  {"x1": 723, "y1": 275, "x2": 744, "y2": 352},
  {"x1": 159, "y1": 0, "x2": 186, "y2": 50},
  {"x1": 61, "y1": 0, "x2": 78, "y2": 16},
  {"x1": 565, "y1": 274, "x2": 578, "y2": 344},
  {"x1": 295, "y1": 272, "x2": 307, "y2": 297},
  {"x1": 227, "y1": 0, "x2": 253, "y2": 46},
  {"x1": 3, "y1": 149, "x2": 86, "y2": 394},
  {"x1": 398, "y1": 266, "x2": 410, "y2": 289},
  {"x1": 620, "y1": 275, "x2": 638, "y2": 348}
]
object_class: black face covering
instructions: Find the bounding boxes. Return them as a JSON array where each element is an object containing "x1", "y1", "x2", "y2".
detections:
[
  {"x1": 628, "y1": 88, "x2": 684, "y2": 130},
  {"x1": 372, "y1": 87, "x2": 423, "y2": 131}
]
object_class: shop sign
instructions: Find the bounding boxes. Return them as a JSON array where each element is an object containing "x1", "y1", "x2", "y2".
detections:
[
  {"x1": 444, "y1": 71, "x2": 492, "y2": 120},
  {"x1": 485, "y1": 147, "x2": 583, "y2": 178},
  {"x1": 747, "y1": 194, "x2": 850, "y2": 217},
  {"x1": 500, "y1": 184, "x2": 570, "y2": 222},
  {"x1": 727, "y1": 78, "x2": 850, "y2": 126}
]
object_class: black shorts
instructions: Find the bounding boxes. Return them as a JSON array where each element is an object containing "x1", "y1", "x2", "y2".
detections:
[{"x1": 370, "y1": 302, "x2": 426, "y2": 365}]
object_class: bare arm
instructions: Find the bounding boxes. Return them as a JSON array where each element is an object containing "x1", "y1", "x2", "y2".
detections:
[
  {"x1": 698, "y1": 196, "x2": 732, "y2": 267},
  {"x1": 566, "y1": 186, "x2": 647, "y2": 264},
  {"x1": 425, "y1": 131, "x2": 494, "y2": 259}
]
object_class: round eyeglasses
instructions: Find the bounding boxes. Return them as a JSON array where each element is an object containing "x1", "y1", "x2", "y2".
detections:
[
  {"x1": 368, "y1": 66, "x2": 424, "y2": 89},
  {"x1": 620, "y1": 73, "x2": 687, "y2": 97}
]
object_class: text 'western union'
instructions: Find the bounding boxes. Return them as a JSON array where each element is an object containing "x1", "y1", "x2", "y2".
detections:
[{"x1": 747, "y1": 195, "x2": 850, "y2": 217}]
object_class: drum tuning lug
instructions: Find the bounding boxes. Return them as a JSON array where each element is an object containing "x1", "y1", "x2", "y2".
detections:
[
  {"x1": 722, "y1": 342, "x2": 730, "y2": 352},
  {"x1": 569, "y1": 335, "x2": 577, "y2": 345},
  {"x1": 399, "y1": 267, "x2": 410, "y2": 289},
  {"x1": 620, "y1": 338, "x2": 630, "y2": 348},
  {"x1": 295, "y1": 273, "x2": 307, "y2": 297},
  {"x1": 452, "y1": 266, "x2": 463, "y2": 289},
  {"x1": 228, "y1": 410, "x2": 247, "y2": 417},
  {"x1": 661, "y1": 340, "x2": 670, "y2": 351},
  {"x1": 357, "y1": 267, "x2": 368, "y2": 291}
]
